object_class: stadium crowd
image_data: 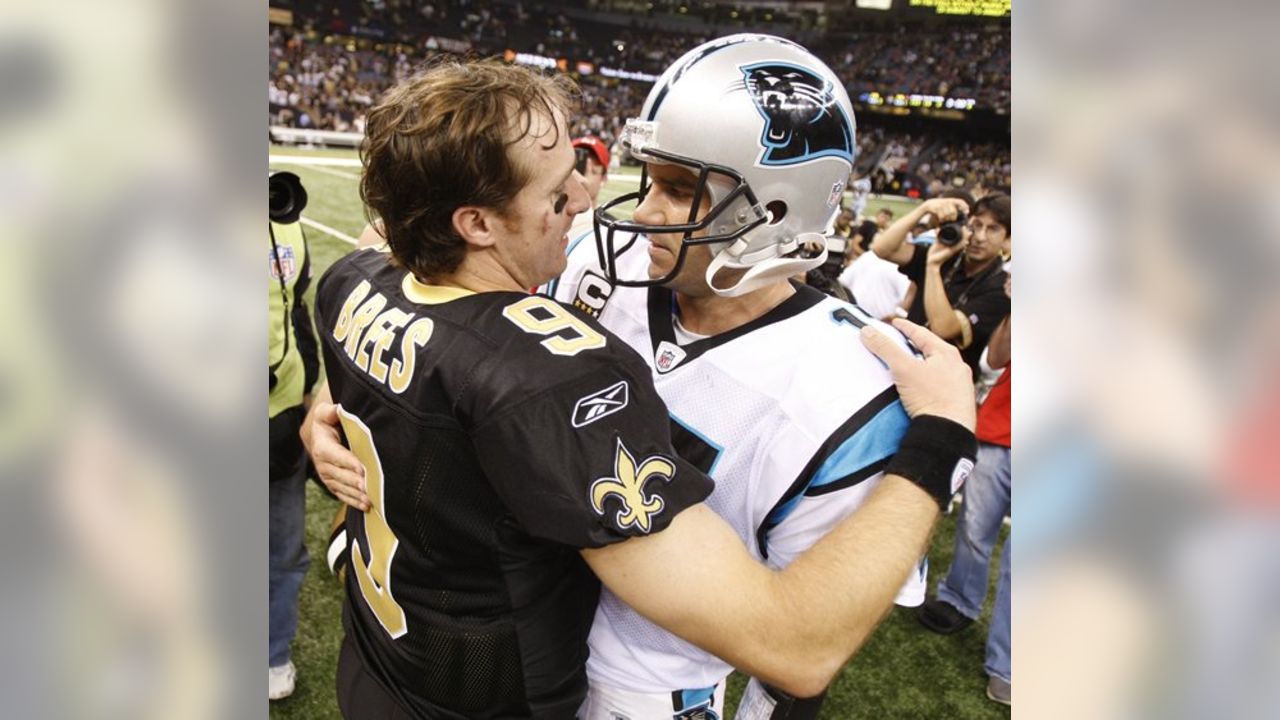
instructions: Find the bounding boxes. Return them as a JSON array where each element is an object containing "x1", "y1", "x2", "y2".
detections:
[
  {"x1": 822, "y1": 28, "x2": 1010, "y2": 115},
  {"x1": 269, "y1": 21, "x2": 1010, "y2": 194},
  {"x1": 918, "y1": 140, "x2": 1011, "y2": 195},
  {"x1": 273, "y1": 0, "x2": 1010, "y2": 102}
]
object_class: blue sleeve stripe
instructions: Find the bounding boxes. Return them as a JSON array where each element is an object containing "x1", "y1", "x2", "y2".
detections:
[
  {"x1": 804, "y1": 456, "x2": 891, "y2": 498},
  {"x1": 755, "y1": 387, "x2": 906, "y2": 557},
  {"x1": 805, "y1": 400, "x2": 909, "y2": 494},
  {"x1": 760, "y1": 401, "x2": 906, "y2": 529},
  {"x1": 677, "y1": 686, "x2": 718, "y2": 711}
]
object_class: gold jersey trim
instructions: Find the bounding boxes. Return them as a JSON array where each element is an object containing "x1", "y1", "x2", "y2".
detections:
[{"x1": 402, "y1": 274, "x2": 475, "y2": 305}]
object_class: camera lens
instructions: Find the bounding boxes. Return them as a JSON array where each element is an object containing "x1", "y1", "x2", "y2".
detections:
[
  {"x1": 269, "y1": 171, "x2": 308, "y2": 223},
  {"x1": 936, "y1": 211, "x2": 966, "y2": 246},
  {"x1": 269, "y1": 184, "x2": 293, "y2": 217}
]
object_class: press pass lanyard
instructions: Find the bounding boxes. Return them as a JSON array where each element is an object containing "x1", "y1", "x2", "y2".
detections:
[{"x1": 268, "y1": 223, "x2": 292, "y2": 380}]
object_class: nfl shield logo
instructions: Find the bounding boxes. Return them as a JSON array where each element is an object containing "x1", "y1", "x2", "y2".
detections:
[
  {"x1": 827, "y1": 180, "x2": 844, "y2": 207},
  {"x1": 270, "y1": 246, "x2": 297, "y2": 281},
  {"x1": 654, "y1": 341, "x2": 687, "y2": 374}
]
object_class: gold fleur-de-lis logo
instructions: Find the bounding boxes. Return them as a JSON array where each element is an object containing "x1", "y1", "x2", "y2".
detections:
[{"x1": 590, "y1": 438, "x2": 676, "y2": 533}]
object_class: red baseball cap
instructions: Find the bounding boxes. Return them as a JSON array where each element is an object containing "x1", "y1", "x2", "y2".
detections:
[{"x1": 572, "y1": 136, "x2": 610, "y2": 170}]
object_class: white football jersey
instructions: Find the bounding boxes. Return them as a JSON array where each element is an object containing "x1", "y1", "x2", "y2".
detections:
[{"x1": 543, "y1": 230, "x2": 927, "y2": 693}]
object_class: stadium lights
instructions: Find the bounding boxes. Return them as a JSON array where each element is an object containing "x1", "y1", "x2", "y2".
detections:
[
  {"x1": 857, "y1": 91, "x2": 977, "y2": 112},
  {"x1": 599, "y1": 66, "x2": 659, "y2": 82},
  {"x1": 500, "y1": 44, "x2": 655, "y2": 82},
  {"x1": 505, "y1": 50, "x2": 558, "y2": 70}
]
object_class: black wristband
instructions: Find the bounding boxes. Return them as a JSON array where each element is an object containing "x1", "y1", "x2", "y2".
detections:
[
  {"x1": 884, "y1": 415, "x2": 978, "y2": 509},
  {"x1": 759, "y1": 682, "x2": 827, "y2": 719}
]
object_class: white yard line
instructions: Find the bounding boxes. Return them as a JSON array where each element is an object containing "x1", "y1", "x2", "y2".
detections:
[{"x1": 300, "y1": 216, "x2": 359, "y2": 245}]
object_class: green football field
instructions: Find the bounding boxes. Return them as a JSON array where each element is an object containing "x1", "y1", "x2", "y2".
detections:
[{"x1": 269, "y1": 145, "x2": 1009, "y2": 719}]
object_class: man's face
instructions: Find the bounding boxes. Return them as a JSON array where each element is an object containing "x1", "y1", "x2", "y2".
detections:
[
  {"x1": 835, "y1": 209, "x2": 853, "y2": 231},
  {"x1": 632, "y1": 162, "x2": 718, "y2": 297},
  {"x1": 580, "y1": 157, "x2": 606, "y2": 207},
  {"x1": 964, "y1": 210, "x2": 1009, "y2": 264},
  {"x1": 876, "y1": 209, "x2": 892, "y2": 229},
  {"x1": 496, "y1": 110, "x2": 591, "y2": 288}
]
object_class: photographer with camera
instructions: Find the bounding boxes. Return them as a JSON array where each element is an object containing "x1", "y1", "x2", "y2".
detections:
[
  {"x1": 870, "y1": 192, "x2": 1011, "y2": 375},
  {"x1": 267, "y1": 171, "x2": 320, "y2": 700}
]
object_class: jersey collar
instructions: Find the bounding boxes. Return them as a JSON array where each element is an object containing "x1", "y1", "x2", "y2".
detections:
[
  {"x1": 646, "y1": 281, "x2": 826, "y2": 370},
  {"x1": 402, "y1": 274, "x2": 476, "y2": 305}
]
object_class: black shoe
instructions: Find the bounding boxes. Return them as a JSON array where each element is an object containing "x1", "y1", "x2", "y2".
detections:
[{"x1": 917, "y1": 599, "x2": 974, "y2": 634}]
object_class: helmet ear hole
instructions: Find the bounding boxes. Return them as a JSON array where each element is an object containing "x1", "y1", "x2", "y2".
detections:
[{"x1": 765, "y1": 200, "x2": 788, "y2": 225}]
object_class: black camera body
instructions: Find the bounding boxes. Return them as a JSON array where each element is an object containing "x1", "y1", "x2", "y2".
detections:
[
  {"x1": 269, "y1": 171, "x2": 308, "y2": 224},
  {"x1": 937, "y1": 212, "x2": 967, "y2": 246}
]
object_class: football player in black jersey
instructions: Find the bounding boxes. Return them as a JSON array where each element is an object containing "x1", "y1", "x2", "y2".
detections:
[{"x1": 303, "y1": 59, "x2": 978, "y2": 719}]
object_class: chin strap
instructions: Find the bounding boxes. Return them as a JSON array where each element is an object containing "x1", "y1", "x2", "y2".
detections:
[{"x1": 704, "y1": 231, "x2": 828, "y2": 297}]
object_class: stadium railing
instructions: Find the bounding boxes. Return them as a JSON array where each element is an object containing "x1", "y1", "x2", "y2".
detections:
[{"x1": 269, "y1": 126, "x2": 362, "y2": 148}]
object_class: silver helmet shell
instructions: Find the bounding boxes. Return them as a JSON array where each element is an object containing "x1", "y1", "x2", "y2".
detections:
[{"x1": 594, "y1": 34, "x2": 856, "y2": 297}]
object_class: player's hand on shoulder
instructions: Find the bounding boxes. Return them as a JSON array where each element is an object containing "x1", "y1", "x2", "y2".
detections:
[
  {"x1": 302, "y1": 401, "x2": 371, "y2": 511},
  {"x1": 858, "y1": 318, "x2": 976, "y2": 431}
]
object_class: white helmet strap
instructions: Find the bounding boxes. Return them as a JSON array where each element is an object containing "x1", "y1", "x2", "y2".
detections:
[{"x1": 705, "y1": 232, "x2": 828, "y2": 297}]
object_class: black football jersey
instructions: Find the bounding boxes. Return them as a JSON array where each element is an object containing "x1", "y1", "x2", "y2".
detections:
[{"x1": 314, "y1": 249, "x2": 713, "y2": 719}]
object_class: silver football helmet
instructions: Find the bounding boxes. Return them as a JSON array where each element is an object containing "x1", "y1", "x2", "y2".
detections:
[{"x1": 594, "y1": 34, "x2": 857, "y2": 297}]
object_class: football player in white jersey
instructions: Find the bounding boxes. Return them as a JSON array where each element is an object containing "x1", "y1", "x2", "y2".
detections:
[
  {"x1": 544, "y1": 35, "x2": 930, "y2": 719},
  {"x1": 309, "y1": 35, "x2": 972, "y2": 720}
]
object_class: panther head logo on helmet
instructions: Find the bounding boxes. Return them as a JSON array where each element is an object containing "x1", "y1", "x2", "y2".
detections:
[{"x1": 742, "y1": 62, "x2": 854, "y2": 167}]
